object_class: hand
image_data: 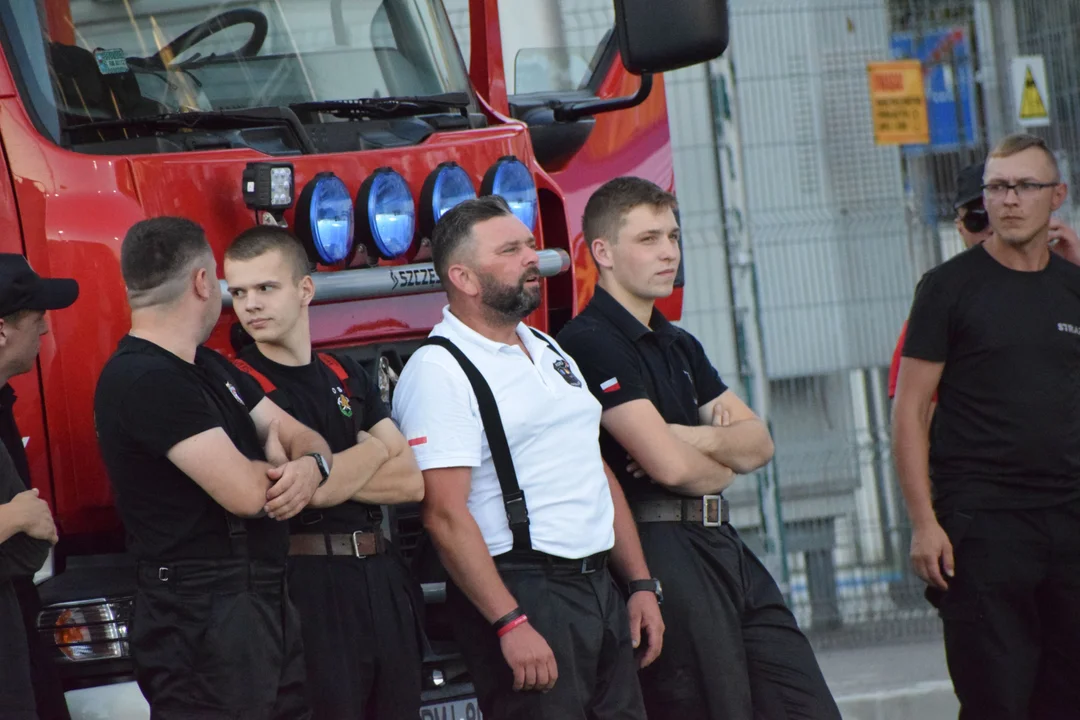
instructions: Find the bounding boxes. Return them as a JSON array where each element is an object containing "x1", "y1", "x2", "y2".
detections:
[
  {"x1": 264, "y1": 456, "x2": 321, "y2": 520},
  {"x1": 711, "y1": 404, "x2": 732, "y2": 427},
  {"x1": 355, "y1": 430, "x2": 372, "y2": 445},
  {"x1": 627, "y1": 589, "x2": 664, "y2": 668},
  {"x1": 910, "y1": 520, "x2": 954, "y2": 590},
  {"x1": 499, "y1": 621, "x2": 558, "y2": 692},
  {"x1": 1049, "y1": 218, "x2": 1080, "y2": 266},
  {"x1": 627, "y1": 453, "x2": 647, "y2": 480},
  {"x1": 11, "y1": 489, "x2": 58, "y2": 544},
  {"x1": 263, "y1": 420, "x2": 288, "y2": 467}
]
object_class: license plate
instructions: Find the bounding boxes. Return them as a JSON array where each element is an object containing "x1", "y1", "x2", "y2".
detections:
[{"x1": 419, "y1": 697, "x2": 481, "y2": 720}]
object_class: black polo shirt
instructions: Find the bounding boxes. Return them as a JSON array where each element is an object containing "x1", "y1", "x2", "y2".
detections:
[
  {"x1": 237, "y1": 345, "x2": 390, "y2": 534},
  {"x1": 94, "y1": 336, "x2": 287, "y2": 562},
  {"x1": 557, "y1": 286, "x2": 728, "y2": 501},
  {"x1": 0, "y1": 385, "x2": 30, "y2": 490}
]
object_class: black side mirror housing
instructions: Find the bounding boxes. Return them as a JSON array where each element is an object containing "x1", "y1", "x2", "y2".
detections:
[{"x1": 614, "y1": 0, "x2": 729, "y2": 74}]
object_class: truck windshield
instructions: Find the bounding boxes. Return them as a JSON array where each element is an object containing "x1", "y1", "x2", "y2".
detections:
[{"x1": 2, "y1": 0, "x2": 471, "y2": 144}]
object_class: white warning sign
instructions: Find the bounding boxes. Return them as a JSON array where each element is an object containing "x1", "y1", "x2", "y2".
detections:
[{"x1": 1011, "y1": 55, "x2": 1051, "y2": 128}]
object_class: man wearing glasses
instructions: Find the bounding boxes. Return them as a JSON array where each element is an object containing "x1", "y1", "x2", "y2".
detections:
[
  {"x1": 888, "y1": 161, "x2": 1079, "y2": 404},
  {"x1": 893, "y1": 133, "x2": 1080, "y2": 719}
]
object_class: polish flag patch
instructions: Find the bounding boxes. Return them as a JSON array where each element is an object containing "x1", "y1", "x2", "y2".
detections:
[
  {"x1": 600, "y1": 377, "x2": 621, "y2": 393},
  {"x1": 408, "y1": 436, "x2": 428, "y2": 447}
]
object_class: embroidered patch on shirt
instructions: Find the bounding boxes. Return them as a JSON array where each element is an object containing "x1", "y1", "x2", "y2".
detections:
[
  {"x1": 225, "y1": 381, "x2": 245, "y2": 405},
  {"x1": 600, "y1": 377, "x2": 621, "y2": 393},
  {"x1": 553, "y1": 359, "x2": 583, "y2": 387}
]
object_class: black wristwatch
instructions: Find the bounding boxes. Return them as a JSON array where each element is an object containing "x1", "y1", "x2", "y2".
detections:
[
  {"x1": 306, "y1": 452, "x2": 330, "y2": 486},
  {"x1": 628, "y1": 578, "x2": 663, "y2": 606}
]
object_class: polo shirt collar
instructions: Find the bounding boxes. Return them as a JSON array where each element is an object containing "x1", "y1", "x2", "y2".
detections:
[
  {"x1": 439, "y1": 305, "x2": 541, "y2": 357},
  {"x1": 588, "y1": 285, "x2": 678, "y2": 343}
]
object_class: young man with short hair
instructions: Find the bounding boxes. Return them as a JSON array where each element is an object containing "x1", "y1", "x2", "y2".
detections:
[
  {"x1": 557, "y1": 177, "x2": 840, "y2": 720},
  {"x1": 894, "y1": 133, "x2": 1080, "y2": 718},
  {"x1": 224, "y1": 226, "x2": 425, "y2": 720}
]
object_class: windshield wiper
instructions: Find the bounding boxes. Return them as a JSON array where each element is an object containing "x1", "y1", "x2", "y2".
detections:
[
  {"x1": 63, "y1": 107, "x2": 316, "y2": 153},
  {"x1": 289, "y1": 92, "x2": 471, "y2": 119}
]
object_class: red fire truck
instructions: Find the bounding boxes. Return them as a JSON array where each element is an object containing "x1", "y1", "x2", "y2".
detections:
[{"x1": 0, "y1": 0, "x2": 727, "y2": 716}]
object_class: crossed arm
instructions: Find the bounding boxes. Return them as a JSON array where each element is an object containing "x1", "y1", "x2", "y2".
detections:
[
  {"x1": 601, "y1": 389, "x2": 774, "y2": 496},
  {"x1": 166, "y1": 396, "x2": 331, "y2": 519},
  {"x1": 308, "y1": 418, "x2": 425, "y2": 508}
]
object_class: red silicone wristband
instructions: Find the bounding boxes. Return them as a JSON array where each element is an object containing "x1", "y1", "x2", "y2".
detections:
[{"x1": 496, "y1": 614, "x2": 529, "y2": 638}]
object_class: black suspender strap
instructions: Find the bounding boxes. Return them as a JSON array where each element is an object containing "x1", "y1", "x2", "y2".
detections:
[{"x1": 421, "y1": 336, "x2": 532, "y2": 552}]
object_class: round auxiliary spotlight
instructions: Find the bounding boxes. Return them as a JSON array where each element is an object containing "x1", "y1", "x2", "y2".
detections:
[
  {"x1": 296, "y1": 173, "x2": 355, "y2": 265},
  {"x1": 419, "y1": 162, "x2": 477, "y2": 237},
  {"x1": 356, "y1": 168, "x2": 417, "y2": 260},
  {"x1": 481, "y1": 156, "x2": 538, "y2": 230}
]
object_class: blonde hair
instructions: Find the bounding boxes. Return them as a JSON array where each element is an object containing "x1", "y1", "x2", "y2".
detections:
[{"x1": 988, "y1": 133, "x2": 1060, "y2": 181}]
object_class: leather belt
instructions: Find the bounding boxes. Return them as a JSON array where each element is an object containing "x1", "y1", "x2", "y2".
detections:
[
  {"x1": 288, "y1": 531, "x2": 385, "y2": 558},
  {"x1": 493, "y1": 550, "x2": 609, "y2": 575},
  {"x1": 632, "y1": 495, "x2": 729, "y2": 527}
]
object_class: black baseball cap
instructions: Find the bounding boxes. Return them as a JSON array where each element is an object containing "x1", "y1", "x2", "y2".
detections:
[
  {"x1": 953, "y1": 162, "x2": 985, "y2": 210},
  {"x1": 0, "y1": 255, "x2": 79, "y2": 317}
]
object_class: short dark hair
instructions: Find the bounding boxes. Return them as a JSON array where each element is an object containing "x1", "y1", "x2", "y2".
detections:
[
  {"x1": 430, "y1": 195, "x2": 513, "y2": 280},
  {"x1": 989, "y1": 133, "x2": 1061, "y2": 181},
  {"x1": 121, "y1": 217, "x2": 212, "y2": 309},
  {"x1": 582, "y1": 177, "x2": 678, "y2": 248},
  {"x1": 225, "y1": 226, "x2": 311, "y2": 281}
]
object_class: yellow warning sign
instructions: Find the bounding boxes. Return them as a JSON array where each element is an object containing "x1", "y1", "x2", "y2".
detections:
[
  {"x1": 1012, "y1": 56, "x2": 1051, "y2": 128},
  {"x1": 867, "y1": 60, "x2": 930, "y2": 146},
  {"x1": 1019, "y1": 68, "x2": 1047, "y2": 120}
]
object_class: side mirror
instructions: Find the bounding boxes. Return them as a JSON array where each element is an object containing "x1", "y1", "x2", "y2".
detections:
[{"x1": 614, "y1": 0, "x2": 729, "y2": 74}]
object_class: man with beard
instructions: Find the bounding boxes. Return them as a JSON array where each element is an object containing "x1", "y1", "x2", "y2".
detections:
[
  {"x1": 94, "y1": 216, "x2": 331, "y2": 719},
  {"x1": 392, "y1": 196, "x2": 663, "y2": 719},
  {"x1": 893, "y1": 133, "x2": 1080, "y2": 718},
  {"x1": 223, "y1": 226, "x2": 426, "y2": 720},
  {"x1": 556, "y1": 177, "x2": 839, "y2": 720}
]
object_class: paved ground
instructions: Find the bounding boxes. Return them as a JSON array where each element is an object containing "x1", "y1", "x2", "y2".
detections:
[{"x1": 817, "y1": 639, "x2": 959, "y2": 720}]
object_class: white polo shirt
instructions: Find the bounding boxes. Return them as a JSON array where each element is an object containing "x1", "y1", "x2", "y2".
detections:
[{"x1": 392, "y1": 306, "x2": 615, "y2": 559}]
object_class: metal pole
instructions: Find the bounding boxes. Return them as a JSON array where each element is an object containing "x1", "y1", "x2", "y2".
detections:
[{"x1": 220, "y1": 248, "x2": 570, "y2": 308}]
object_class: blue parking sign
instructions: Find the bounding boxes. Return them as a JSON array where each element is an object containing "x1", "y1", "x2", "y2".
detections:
[{"x1": 889, "y1": 28, "x2": 978, "y2": 152}]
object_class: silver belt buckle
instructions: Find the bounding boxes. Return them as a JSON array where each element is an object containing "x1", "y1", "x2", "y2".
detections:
[
  {"x1": 702, "y1": 495, "x2": 722, "y2": 527},
  {"x1": 351, "y1": 530, "x2": 372, "y2": 559}
]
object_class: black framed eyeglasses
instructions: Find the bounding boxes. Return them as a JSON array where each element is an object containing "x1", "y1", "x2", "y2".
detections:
[{"x1": 981, "y1": 181, "x2": 1059, "y2": 199}]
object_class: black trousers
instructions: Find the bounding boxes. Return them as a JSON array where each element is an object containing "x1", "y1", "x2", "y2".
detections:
[
  {"x1": 13, "y1": 576, "x2": 71, "y2": 720},
  {"x1": 131, "y1": 559, "x2": 310, "y2": 720},
  {"x1": 931, "y1": 501, "x2": 1080, "y2": 720},
  {"x1": 0, "y1": 580, "x2": 37, "y2": 720},
  {"x1": 638, "y1": 522, "x2": 840, "y2": 720},
  {"x1": 287, "y1": 549, "x2": 424, "y2": 720},
  {"x1": 446, "y1": 556, "x2": 646, "y2": 720}
]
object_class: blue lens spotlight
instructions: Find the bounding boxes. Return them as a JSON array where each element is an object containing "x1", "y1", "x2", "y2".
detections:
[
  {"x1": 357, "y1": 168, "x2": 416, "y2": 259},
  {"x1": 420, "y1": 162, "x2": 477, "y2": 236},
  {"x1": 481, "y1": 156, "x2": 538, "y2": 230},
  {"x1": 296, "y1": 173, "x2": 354, "y2": 264}
]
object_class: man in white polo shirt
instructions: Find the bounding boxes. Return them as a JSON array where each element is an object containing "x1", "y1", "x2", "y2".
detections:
[{"x1": 392, "y1": 196, "x2": 663, "y2": 719}]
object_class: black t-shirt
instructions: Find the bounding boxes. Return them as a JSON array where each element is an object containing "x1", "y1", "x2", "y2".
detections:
[
  {"x1": 94, "y1": 336, "x2": 288, "y2": 562},
  {"x1": 236, "y1": 345, "x2": 390, "y2": 534},
  {"x1": 903, "y1": 244, "x2": 1080, "y2": 511},
  {"x1": 557, "y1": 286, "x2": 728, "y2": 501}
]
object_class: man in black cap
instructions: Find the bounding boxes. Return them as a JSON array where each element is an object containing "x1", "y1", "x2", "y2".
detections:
[
  {"x1": 0, "y1": 254, "x2": 78, "y2": 719},
  {"x1": 95, "y1": 217, "x2": 331, "y2": 719}
]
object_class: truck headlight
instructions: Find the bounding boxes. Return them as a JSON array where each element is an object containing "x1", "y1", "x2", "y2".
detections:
[
  {"x1": 358, "y1": 168, "x2": 416, "y2": 259},
  {"x1": 297, "y1": 173, "x2": 355, "y2": 264},
  {"x1": 242, "y1": 161, "x2": 294, "y2": 211},
  {"x1": 38, "y1": 598, "x2": 131, "y2": 662},
  {"x1": 420, "y1": 162, "x2": 476, "y2": 236},
  {"x1": 482, "y1": 156, "x2": 538, "y2": 230}
]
